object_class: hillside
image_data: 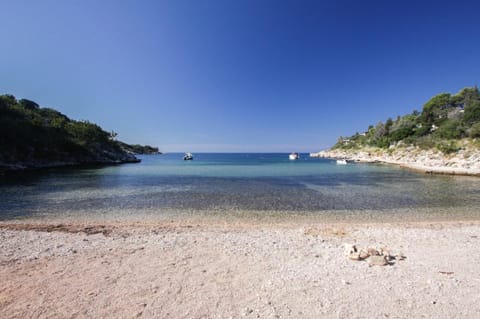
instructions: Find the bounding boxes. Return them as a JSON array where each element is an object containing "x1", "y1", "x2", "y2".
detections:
[
  {"x1": 0, "y1": 94, "x2": 157, "y2": 171},
  {"x1": 332, "y1": 86, "x2": 480, "y2": 153},
  {"x1": 311, "y1": 87, "x2": 480, "y2": 175}
]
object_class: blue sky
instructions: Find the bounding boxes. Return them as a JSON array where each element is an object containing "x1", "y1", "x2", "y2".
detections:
[{"x1": 1, "y1": 0, "x2": 479, "y2": 152}]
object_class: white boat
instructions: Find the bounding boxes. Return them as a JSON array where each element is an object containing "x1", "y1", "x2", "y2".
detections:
[
  {"x1": 336, "y1": 159, "x2": 347, "y2": 165},
  {"x1": 183, "y1": 152, "x2": 193, "y2": 160},
  {"x1": 289, "y1": 152, "x2": 299, "y2": 160}
]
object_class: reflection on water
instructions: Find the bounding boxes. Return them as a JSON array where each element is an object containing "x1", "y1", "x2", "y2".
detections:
[{"x1": 1, "y1": 153, "x2": 479, "y2": 221}]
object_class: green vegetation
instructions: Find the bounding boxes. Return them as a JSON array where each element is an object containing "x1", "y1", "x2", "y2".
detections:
[
  {"x1": 0, "y1": 94, "x2": 158, "y2": 169},
  {"x1": 117, "y1": 142, "x2": 160, "y2": 155},
  {"x1": 333, "y1": 86, "x2": 480, "y2": 153}
]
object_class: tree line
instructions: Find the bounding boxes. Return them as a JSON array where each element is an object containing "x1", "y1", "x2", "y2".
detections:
[{"x1": 334, "y1": 86, "x2": 480, "y2": 153}]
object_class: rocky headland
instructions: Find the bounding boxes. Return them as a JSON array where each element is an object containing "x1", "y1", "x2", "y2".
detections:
[
  {"x1": 315, "y1": 86, "x2": 480, "y2": 176},
  {"x1": 0, "y1": 94, "x2": 158, "y2": 172},
  {"x1": 0, "y1": 149, "x2": 140, "y2": 172},
  {"x1": 311, "y1": 139, "x2": 480, "y2": 176}
]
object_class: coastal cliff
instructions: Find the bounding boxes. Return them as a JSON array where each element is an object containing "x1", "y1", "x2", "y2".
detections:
[
  {"x1": 313, "y1": 87, "x2": 480, "y2": 176},
  {"x1": 0, "y1": 94, "x2": 156, "y2": 171}
]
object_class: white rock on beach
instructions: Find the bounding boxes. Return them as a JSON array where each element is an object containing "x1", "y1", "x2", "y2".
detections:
[
  {"x1": 344, "y1": 243, "x2": 357, "y2": 256},
  {"x1": 367, "y1": 255, "x2": 389, "y2": 266}
]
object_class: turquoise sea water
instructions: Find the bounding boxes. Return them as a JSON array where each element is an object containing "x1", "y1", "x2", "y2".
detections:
[{"x1": 1, "y1": 153, "x2": 480, "y2": 221}]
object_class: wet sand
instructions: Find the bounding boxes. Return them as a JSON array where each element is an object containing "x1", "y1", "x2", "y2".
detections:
[{"x1": 1, "y1": 218, "x2": 480, "y2": 318}]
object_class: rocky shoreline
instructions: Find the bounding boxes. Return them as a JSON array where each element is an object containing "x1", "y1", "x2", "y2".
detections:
[
  {"x1": 311, "y1": 143, "x2": 480, "y2": 176},
  {"x1": 0, "y1": 153, "x2": 140, "y2": 173}
]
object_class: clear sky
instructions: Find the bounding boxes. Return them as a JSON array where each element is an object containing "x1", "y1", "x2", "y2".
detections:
[{"x1": 1, "y1": 0, "x2": 479, "y2": 152}]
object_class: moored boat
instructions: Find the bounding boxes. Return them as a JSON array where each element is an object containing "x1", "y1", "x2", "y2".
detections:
[
  {"x1": 289, "y1": 152, "x2": 299, "y2": 160},
  {"x1": 336, "y1": 159, "x2": 347, "y2": 165},
  {"x1": 183, "y1": 152, "x2": 194, "y2": 160}
]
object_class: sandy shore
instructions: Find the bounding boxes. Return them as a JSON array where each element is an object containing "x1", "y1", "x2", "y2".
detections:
[{"x1": 1, "y1": 219, "x2": 480, "y2": 318}]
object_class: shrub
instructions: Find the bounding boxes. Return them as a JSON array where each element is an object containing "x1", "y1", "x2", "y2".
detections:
[
  {"x1": 390, "y1": 126, "x2": 414, "y2": 142},
  {"x1": 470, "y1": 122, "x2": 480, "y2": 138},
  {"x1": 376, "y1": 137, "x2": 390, "y2": 148},
  {"x1": 436, "y1": 141, "x2": 460, "y2": 154},
  {"x1": 415, "y1": 136, "x2": 435, "y2": 150},
  {"x1": 435, "y1": 120, "x2": 465, "y2": 139},
  {"x1": 414, "y1": 125, "x2": 431, "y2": 137}
]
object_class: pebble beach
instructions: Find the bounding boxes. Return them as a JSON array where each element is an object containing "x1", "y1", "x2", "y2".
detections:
[{"x1": 1, "y1": 218, "x2": 480, "y2": 318}]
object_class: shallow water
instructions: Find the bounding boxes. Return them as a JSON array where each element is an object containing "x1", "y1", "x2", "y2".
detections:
[{"x1": 1, "y1": 153, "x2": 480, "y2": 221}]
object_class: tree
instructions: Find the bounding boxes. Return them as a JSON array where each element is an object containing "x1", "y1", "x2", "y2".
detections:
[
  {"x1": 453, "y1": 86, "x2": 480, "y2": 108},
  {"x1": 374, "y1": 122, "x2": 386, "y2": 139},
  {"x1": 0, "y1": 94, "x2": 17, "y2": 109},
  {"x1": 464, "y1": 100, "x2": 480, "y2": 124},
  {"x1": 385, "y1": 118, "x2": 393, "y2": 135},
  {"x1": 19, "y1": 99, "x2": 40, "y2": 110},
  {"x1": 421, "y1": 93, "x2": 451, "y2": 124}
]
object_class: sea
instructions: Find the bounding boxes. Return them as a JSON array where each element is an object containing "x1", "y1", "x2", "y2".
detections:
[{"x1": 1, "y1": 153, "x2": 480, "y2": 222}]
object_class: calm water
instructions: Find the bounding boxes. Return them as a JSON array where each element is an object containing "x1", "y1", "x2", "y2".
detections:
[{"x1": 1, "y1": 153, "x2": 480, "y2": 221}]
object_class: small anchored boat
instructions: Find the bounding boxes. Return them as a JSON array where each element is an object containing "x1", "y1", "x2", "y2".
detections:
[
  {"x1": 183, "y1": 152, "x2": 194, "y2": 160},
  {"x1": 289, "y1": 152, "x2": 299, "y2": 160},
  {"x1": 336, "y1": 159, "x2": 347, "y2": 165}
]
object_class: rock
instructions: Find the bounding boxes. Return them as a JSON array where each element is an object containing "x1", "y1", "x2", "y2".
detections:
[
  {"x1": 344, "y1": 243, "x2": 357, "y2": 256},
  {"x1": 349, "y1": 252, "x2": 362, "y2": 260},
  {"x1": 367, "y1": 247, "x2": 380, "y2": 256},
  {"x1": 379, "y1": 246, "x2": 389, "y2": 255},
  {"x1": 380, "y1": 247, "x2": 394, "y2": 260},
  {"x1": 244, "y1": 308, "x2": 254, "y2": 316},
  {"x1": 359, "y1": 250, "x2": 369, "y2": 260},
  {"x1": 345, "y1": 244, "x2": 404, "y2": 265},
  {"x1": 395, "y1": 253, "x2": 406, "y2": 260},
  {"x1": 367, "y1": 255, "x2": 389, "y2": 266}
]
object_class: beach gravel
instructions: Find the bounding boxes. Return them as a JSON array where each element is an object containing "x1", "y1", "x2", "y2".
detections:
[{"x1": 1, "y1": 220, "x2": 479, "y2": 318}]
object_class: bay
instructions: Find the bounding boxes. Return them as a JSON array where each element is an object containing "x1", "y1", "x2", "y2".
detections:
[{"x1": 1, "y1": 153, "x2": 479, "y2": 221}]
